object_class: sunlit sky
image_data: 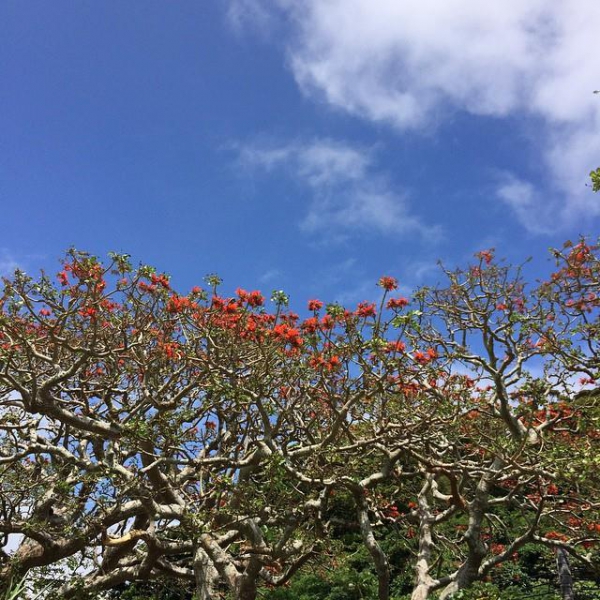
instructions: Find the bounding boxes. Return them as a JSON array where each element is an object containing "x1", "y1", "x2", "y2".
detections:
[{"x1": 1, "y1": 1, "x2": 598, "y2": 306}]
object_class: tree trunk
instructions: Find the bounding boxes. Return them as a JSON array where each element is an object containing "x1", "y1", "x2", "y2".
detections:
[
  {"x1": 354, "y1": 490, "x2": 390, "y2": 600},
  {"x1": 235, "y1": 579, "x2": 258, "y2": 600},
  {"x1": 438, "y1": 461, "x2": 500, "y2": 599},
  {"x1": 556, "y1": 547, "x2": 575, "y2": 600},
  {"x1": 234, "y1": 559, "x2": 261, "y2": 600},
  {"x1": 411, "y1": 476, "x2": 435, "y2": 600},
  {"x1": 194, "y1": 546, "x2": 220, "y2": 600}
]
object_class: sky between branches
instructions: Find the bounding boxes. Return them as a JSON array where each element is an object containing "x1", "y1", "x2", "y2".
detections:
[{"x1": 1, "y1": 0, "x2": 598, "y2": 306}]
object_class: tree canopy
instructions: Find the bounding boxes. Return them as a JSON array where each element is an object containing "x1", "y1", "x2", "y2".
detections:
[{"x1": 1, "y1": 242, "x2": 599, "y2": 600}]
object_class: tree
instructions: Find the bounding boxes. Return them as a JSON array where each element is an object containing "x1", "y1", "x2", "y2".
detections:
[
  {"x1": 591, "y1": 168, "x2": 600, "y2": 193},
  {"x1": 364, "y1": 245, "x2": 600, "y2": 599},
  {"x1": 0, "y1": 253, "x2": 325, "y2": 600},
  {"x1": 1, "y1": 245, "x2": 599, "y2": 599}
]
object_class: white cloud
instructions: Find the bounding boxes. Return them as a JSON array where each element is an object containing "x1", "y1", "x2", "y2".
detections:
[
  {"x1": 230, "y1": 0, "x2": 600, "y2": 232},
  {"x1": 226, "y1": 0, "x2": 293, "y2": 36},
  {"x1": 236, "y1": 138, "x2": 439, "y2": 239},
  {"x1": 496, "y1": 175, "x2": 551, "y2": 234},
  {"x1": 258, "y1": 268, "x2": 283, "y2": 284},
  {"x1": 226, "y1": 0, "x2": 278, "y2": 36}
]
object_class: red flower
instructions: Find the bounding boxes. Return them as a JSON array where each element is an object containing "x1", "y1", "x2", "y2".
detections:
[
  {"x1": 413, "y1": 351, "x2": 426, "y2": 363},
  {"x1": 167, "y1": 295, "x2": 192, "y2": 313},
  {"x1": 490, "y1": 543, "x2": 506, "y2": 555},
  {"x1": 286, "y1": 328, "x2": 303, "y2": 348},
  {"x1": 224, "y1": 301, "x2": 238, "y2": 314},
  {"x1": 39, "y1": 308, "x2": 52, "y2": 317},
  {"x1": 285, "y1": 327, "x2": 300, "y2": 339},
  {"x1": 247, "y1": 290, "x2": 264, "y2": 307},
  {"x1": 309, "y1": 354, "x2": 325, "y2": 369},
  {"x1": 273, "y1": 324, "x2": 303, "y2": 348},
  {"x1": 237, "y1": 288, "x2": 264, "y2": 307},
  {"x1": 320, "y1": 315, "x2": 335, "y2": 330},
  {"x1": 387, "y1": 297, "x2": 409, "y2": 309},
  {"x1": 301, "y1": 317, "x2": 319, "y2": 333},
  {"x1": 78, "y1": 306, "x2": 97, "y2": 319},
  {"x1": 327, "y1": 355, "x2": 341, "y2": 371},
  {"x1": 57, "y1": 271, "x2": 69, "y2": 286},
  {"x1": 413, "y1": 348, "x2": 437, "y2": 365},
  {"x1": 211, "y1": 295, "x2": 225, "y2": 310},
  {"x1": 545, "y1": 531, "x2": 567, "y2": 541},
  {"x1": 378, "y1": 276, "x2": 398, "y2": 291},
  {"x1": 476, "y1": 249, "x2": 494, "y2": 265},
  {"x1": 150, "y1": 273, "x2": 170, "y2": 289},
  {"x1": 355, "y1": 302, "x2": 376, "y2": 318},
  {"x1": 159, "y1": 341, "x2": 181, "y2": 360},
  {"x1": 273, "y1": 324, "x2": 287, "y2": 338},
  {"x1": 385, "y1": 340, "x2": 406, "y2": 353},
  {"x1": 308, "y1": 299, "x2": 323, "y2": 311}
]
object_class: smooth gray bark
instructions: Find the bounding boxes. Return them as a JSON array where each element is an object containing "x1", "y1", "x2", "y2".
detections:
[
  {"x1": 354, "y1": 490, "x2": 390, "y2": 600},
  {"x1": 556, "y1": 547, "x2": 575, "y2": 600},
  {"x1": 194, "y1": 546, "x2": 220, "y2": 600}
]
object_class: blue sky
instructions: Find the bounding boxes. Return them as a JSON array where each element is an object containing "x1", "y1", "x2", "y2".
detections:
[{"x1": 1, "y1": 1, "x2": 598, "y2": 306}]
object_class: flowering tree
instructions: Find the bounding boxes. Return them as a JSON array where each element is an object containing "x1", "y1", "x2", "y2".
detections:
[
  {"x1": 357, "y1": 245, "x2": 600, "y2": 599},
  {"x1": 286, "y1": 245, "x2": 600, "y2": 600},
  {"x1": 0, "y1": 253, "x2": 331, "y2": 600},
  {"x1": 0, "y1": 245, "x2": 599, "y2": 600}
]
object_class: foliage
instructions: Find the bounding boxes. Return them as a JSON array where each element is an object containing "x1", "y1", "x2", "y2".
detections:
[
  {"x1": 591, "y1": 168, "x2": 600, "y2": 192},
  {"x1": 1, "y1": 577, "x2": 26, "y2": 600},
  {"x1": 106, "y1": 580, "x2": 192, "y2": 600},
  {"x1": 1, "y1": 575, "x2": 55, "y2": 600}
]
